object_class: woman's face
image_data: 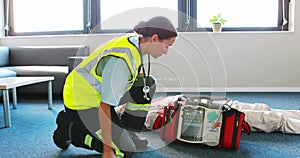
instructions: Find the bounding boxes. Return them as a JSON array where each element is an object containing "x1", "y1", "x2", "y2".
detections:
[{"x1": 148, "y1": 35, "x2": 177, "y2": 59}]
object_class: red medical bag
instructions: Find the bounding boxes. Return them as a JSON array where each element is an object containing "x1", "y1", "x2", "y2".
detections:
[
  {"x1": 159, "y1": 104, "x2": 180, "y2": 142},
  {"x1": 218, "y1": 107, "x2": 251, "y2": 150}
]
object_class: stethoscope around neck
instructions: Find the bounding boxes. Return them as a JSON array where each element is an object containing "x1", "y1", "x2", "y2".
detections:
[{"x1": 141, "y1": 53, "x2": 151, "y2": 101}]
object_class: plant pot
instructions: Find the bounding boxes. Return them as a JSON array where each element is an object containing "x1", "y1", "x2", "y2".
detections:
[{"x1": 212, "y1": 23, "x2": 222, "y2": 32}]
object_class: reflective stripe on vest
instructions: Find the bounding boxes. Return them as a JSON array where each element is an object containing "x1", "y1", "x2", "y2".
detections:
[
  {"x1": 76, "y1": 48, "x2": 138, "y2": 94},
  {"x1": 84, "y1": 134, "x2": 93, "y2": 148},
  {"x1": 95, "y1": 129, "x2": 125, "y2": 158},
  {"x1": 125, "y1": 102, "x2": 150, "y2": 112}
]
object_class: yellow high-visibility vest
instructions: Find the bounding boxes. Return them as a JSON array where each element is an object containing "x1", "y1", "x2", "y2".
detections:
[{"x1": 63, "y1": 34, "x2": 142, "y2": 110}]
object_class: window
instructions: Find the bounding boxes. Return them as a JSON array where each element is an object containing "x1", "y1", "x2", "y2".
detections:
[
  {"x1": 4, "y1": 0, "x2": 290, "y2": 36},
  {"x1": 195, "y1": 0, "x2": 288, "y2": 31},
  {"x1": 98, "y1": 0, "x2": 178, "y2": 32},
  {"x1": 7, "y1": 0, "x2": 85, "y2": 36},
  {"x1": 197, "y1": 0, "x2": 278, "y2": 28}
]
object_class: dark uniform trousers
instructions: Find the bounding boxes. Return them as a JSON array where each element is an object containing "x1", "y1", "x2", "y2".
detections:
[{"x1": 65, "y1": 76, "x2": 156, "y2": 156}]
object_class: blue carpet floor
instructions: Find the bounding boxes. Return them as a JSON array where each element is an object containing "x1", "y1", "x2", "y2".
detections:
[{"x1": 0, "y1": 92, "x2": 299, "y2": 158}]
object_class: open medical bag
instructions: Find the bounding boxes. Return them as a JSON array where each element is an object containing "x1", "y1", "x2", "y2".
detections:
[{"x1": 159, "y1": 95, "x2": 251, "y2": 150}]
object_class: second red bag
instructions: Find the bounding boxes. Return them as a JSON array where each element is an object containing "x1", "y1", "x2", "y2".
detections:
[{"x1": 218, "y1": 108, "x2": 251, "y2": 150}]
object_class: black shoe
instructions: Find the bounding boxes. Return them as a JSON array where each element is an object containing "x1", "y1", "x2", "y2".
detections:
[
  {"x1": 124, "y1": 151, "x2": 134, "y2": 158},
  {"x1": 129, "y1": 132, "x2": 148, "y2": 149},
  {"x1": 53, "y1": 110, "x2": 71, "y2": 150}
]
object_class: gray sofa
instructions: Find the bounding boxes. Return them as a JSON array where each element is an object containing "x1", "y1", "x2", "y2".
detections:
[{"x1": 0, "y1": 45, "x2": 89, "y2": 96}]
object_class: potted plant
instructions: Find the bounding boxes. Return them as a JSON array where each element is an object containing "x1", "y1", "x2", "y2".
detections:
[{"x1": 210, "y1": 13, "x2": 226, "y2": 32}]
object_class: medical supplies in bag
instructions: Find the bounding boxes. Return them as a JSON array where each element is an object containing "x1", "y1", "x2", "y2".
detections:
[
  {"x1": 157, "y1": 95, "x2": 250, "y2": 150},
  {"x1": 145, "y1": 95, "x2": 181, "y2": 130}
]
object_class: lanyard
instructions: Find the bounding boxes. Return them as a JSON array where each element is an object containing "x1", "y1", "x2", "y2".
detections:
[{"x1": 141, "y1": 53, "x2": 151, "y2": 100}]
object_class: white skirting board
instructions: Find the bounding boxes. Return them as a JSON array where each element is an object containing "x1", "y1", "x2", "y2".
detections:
[{"x1": 156, "y1": 87, "x2": 300, "y2": 93}]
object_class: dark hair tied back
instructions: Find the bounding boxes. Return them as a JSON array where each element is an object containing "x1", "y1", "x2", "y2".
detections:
[
  {"x1": 134, "y1": 21, "x2": 148, "y2": 36},
  {"x1": 134, "y1": 16, "x2": 177, "y2": 40}
]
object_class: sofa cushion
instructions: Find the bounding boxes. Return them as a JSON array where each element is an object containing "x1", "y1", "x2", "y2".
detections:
[
  {"x1": 0, "y1": 46, "x2": 9, "y2": 66},
  {"x1": 4, "y1": 66, "x2": 68, "y2": 75},
  {"x1": 0, "y1": 68, "x2": 17, "y2": 78},
  {"x1": 9, "y1": 45, "x2": 89, "y2": 66}
]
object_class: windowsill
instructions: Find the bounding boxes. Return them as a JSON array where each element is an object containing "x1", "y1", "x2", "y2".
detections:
[
  {"x1": 180, "y1": 30, "x2": 294, "y2": 34},
  {"x1": 0, "y1": 30, "x2": 295, "y2": 39}
]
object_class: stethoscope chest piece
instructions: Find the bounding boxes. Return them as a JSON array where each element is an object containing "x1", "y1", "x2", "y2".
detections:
[
  {"x1": 143, "y1": 86, "x2": 150, "y2": 94},
  {"x1": 143, "y1": 86, "x2": 150, "y2": 100}
]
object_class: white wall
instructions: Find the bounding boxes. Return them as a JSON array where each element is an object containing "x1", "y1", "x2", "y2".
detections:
[
  {"x1": 0, "y1": 0, "x2": 5, "y2": 36},
  {"x1": 0, "y1": 1, "x2": 299, "y2": 92}
]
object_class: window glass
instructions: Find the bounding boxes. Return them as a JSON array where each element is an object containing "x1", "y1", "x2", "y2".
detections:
[
  {"x1": 6, "y1": 0, "x2": 287, "y2": 36},
  {"x1": 12, "y1": 0, "x2": 84, "y2": 32},
  {"x1": 197, "y1": 0, "x2": 279, "y2": 28},
  {"x1": 100, "y1": 0, "x2": 178, "y2": 30}
]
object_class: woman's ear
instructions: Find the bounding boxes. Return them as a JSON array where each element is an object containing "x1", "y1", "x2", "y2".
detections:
[{"x1": 151, "y1": 34, "x2": 159, "y2": 42}]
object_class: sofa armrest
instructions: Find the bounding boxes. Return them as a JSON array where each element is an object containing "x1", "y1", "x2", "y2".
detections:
[
  {"x1": 68, "y1": 56, "x2": 87, "y2": 73},
  {"x1": 0, "y1": 46, "x2": 9, "y2": 66}
]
